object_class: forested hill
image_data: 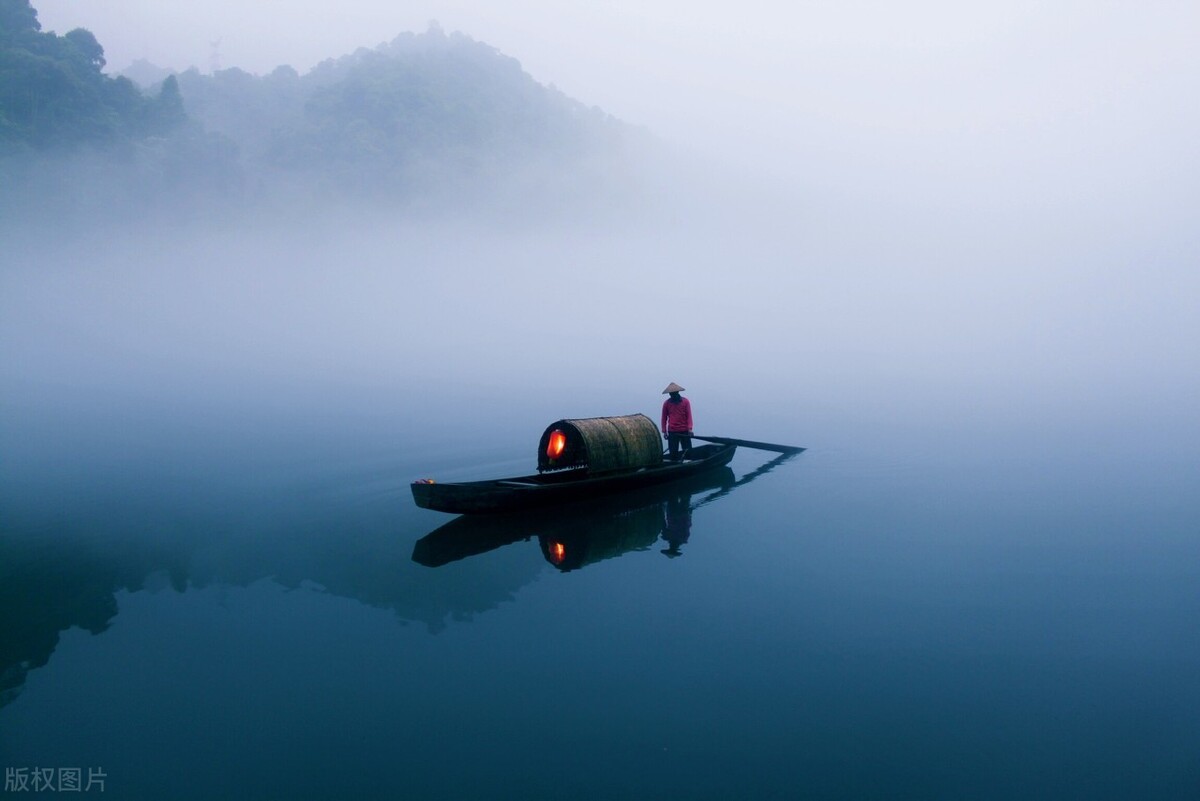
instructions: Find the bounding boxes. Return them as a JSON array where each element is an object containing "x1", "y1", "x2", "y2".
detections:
[
  {"x1": 170, "y1": 26, "x2": 636, "y2": 198},
  {"x1": 0, "y1": 0, "x2": 184, "y2": 151},
  {"x1": 1, "y1": 1, "x2": 647, "y2": 218}
]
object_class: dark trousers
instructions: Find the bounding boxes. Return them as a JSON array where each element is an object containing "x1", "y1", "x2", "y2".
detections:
[{"x1": 667, "y1": 432, "x2": 693, "y2": 460}]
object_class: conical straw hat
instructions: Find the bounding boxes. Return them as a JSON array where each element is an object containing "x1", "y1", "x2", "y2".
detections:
[{"x1": 662, "y1": 382, "x2": 685, "y2": 394}]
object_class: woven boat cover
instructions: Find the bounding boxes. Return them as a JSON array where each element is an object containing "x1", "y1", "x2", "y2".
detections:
[{"x1": 538, "y1": 414, "x2": 664, "y2": 473}]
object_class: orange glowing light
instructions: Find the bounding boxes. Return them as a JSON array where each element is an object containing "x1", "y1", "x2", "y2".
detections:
[
  {"x1": 547, "y1": 430, "x2": 567, "y2": 459},
  {"x1": 548, "y1": 541, "x2": 567, "y2": 564}
]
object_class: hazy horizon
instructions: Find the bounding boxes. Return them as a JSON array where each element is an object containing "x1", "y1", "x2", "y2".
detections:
[
  {"x1": 31, "y1": 1, "x2": 1200, "y2": 196},
  {"x1": 8, "y1": 1, "x2": 1200, "y2": 428}
]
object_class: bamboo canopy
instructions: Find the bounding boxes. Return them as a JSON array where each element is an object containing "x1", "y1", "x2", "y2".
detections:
[{"x1": 538, "y1": 414, "x2": 663, "y2": 474}]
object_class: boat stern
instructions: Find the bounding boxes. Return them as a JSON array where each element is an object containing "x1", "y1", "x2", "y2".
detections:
[{"x1": 410, "y1": 479, "x2": 440, "y2": 510}]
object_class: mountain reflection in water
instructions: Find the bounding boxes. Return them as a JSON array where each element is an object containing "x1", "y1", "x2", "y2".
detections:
[
  {"x1": 0, "y1": 452, "x2": 798, "y2": 710},
  {"x1": 413, "y1": 453, "x2": 798, "y2": 571}
]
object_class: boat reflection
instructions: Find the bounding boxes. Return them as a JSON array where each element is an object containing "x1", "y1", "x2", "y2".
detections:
[
  {"x1": 414, "y1": 469, "x2": 732, "y2": 571},
  {"x1": 0, "y1": 453, "x2": 797, "y2": 709},
  {"x1": 413, "y1": 453, "x2": 797, "y2": 571},
  {"x1": 538, "y1": 487, "x2": 692, "y2": 571}
]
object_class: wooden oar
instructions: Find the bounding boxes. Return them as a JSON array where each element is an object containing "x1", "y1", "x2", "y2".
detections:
[{"x1": 690, "y1": 435, "x2": 805, "y2": 455}]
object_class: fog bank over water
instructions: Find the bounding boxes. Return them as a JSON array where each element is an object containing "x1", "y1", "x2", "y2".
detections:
[
  {"x1": 5, "y1": 0, "x2": 1200, "y2": 499},
  {"x1": 3, "y1": 181, "x2": 1197, "y2": 491}
]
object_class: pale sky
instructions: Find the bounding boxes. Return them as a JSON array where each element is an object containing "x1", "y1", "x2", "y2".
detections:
[{"x1": 31, "y1": 1, "x2": 1200, "y2": 214}]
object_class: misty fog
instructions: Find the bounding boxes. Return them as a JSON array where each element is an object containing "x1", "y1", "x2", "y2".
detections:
[
  {"x1": 4, "y1": 1, "x2": 1198, "y2": 494},
  {"x1": 4, "y1": 187, "x2": 1197, "y2": 493},
  {"x1": 4, "y1": 5, "x2": 1200, "y2": 796}
]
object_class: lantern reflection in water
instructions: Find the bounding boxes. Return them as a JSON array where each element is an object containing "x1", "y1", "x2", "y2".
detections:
[{"x1": 537, "y1": 501, "x2": 669, "y2": 571}]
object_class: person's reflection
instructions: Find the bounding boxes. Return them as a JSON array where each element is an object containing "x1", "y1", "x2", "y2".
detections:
[{"x1": 660, "y1": 493, "x2": 693, "y2": 558}]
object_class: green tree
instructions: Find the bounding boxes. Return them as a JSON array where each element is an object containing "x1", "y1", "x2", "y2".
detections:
[
  {"x1": 0, "y1": 2, "x2": 189, "y2": 149},
  {"x1": 0, "y1": 0, "x2": 40, "y2": 41},
  {"x1": 143, "y1": 73, "x2": 185, "y2": 135},
  {"x1": 63, "y1": 27, "x2": 105, "y2": 70}
]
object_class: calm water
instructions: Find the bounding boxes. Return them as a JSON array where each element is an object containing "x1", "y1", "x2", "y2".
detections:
[
  {"x1": 1, "y1": 409, "x2": 1197, "y2": 800},
  {"x1": 2, "y1": 217, "x2": 1198, "y2": 799}
]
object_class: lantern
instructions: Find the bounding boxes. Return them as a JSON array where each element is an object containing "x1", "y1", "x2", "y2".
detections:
[{"x1": 546, "y1": 429, "x2": 567, "y2": 460}]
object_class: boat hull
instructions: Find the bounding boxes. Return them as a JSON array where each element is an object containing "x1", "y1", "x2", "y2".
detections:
[
  {"x1": 411, "y1": 443, "x2": 737, "y2": 515},
  {"x1": 412, "y1": 465, "x2": 738, "y2": 567}
]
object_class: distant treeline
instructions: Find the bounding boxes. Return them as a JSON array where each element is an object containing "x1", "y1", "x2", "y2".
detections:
[
  {"x1": 0, "y1": 1, "x2": 644, "y2": 219},
  {"x1": 0, "y1": 0, "x2": 184, "y2": 150},
  {"x1": 167, "y1": 25, "x2": 633, "y2": 202}
]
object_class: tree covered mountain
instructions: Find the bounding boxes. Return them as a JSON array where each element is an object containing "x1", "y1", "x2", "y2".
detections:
[
  {"x1": 169, "y1": 25, "x2": 640, "y2": 204},
  {"x1": 0, "y1": 0, "x2": 184, "y2": 152},
  {"x1": 2, "y1": 1, "x2": 647, "y2": 217}
]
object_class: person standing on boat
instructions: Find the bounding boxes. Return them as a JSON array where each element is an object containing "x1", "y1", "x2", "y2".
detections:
[{"x1": 660, "y1": 382, "x2": 693, "y2": 460}]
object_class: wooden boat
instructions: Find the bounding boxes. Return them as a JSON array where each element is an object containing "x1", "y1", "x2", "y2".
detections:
[{"x1": 411, "y1": 443, "x2": 736, "y2": 515}]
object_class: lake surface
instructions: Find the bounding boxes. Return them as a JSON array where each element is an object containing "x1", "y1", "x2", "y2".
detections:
[{"x1": 2, "y1": 215, "x2": 1198, "y2": 799}]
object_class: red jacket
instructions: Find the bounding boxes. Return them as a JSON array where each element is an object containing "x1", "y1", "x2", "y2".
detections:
[{"x1": 661, "y1": 397, "x2": 693, "y2": 433}]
